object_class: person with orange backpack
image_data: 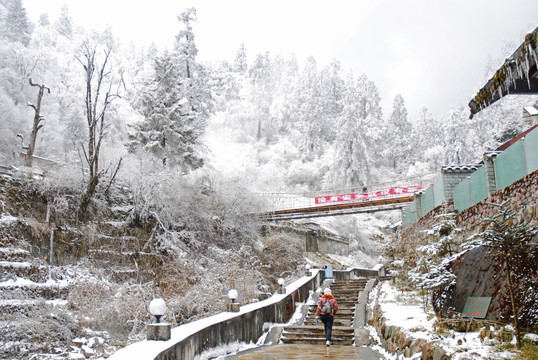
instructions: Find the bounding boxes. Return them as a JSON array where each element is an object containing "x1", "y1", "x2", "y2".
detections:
[{"x1": 315, "y1": 288, "x2": 338, "y2": 346}]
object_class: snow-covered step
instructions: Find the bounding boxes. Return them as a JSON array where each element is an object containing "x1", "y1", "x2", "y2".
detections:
[
  {"x1": 0, "y1": 298, "x2": 68, "y2": 312},
  {"x1": 0, "y1": 247, "x2": 31, "y2": 262},
  {"x1": 0, "y1": 260, "x2": 50, "y2": 282},
  {"x1": 0, "y1": 277, "x2": 72, "y2": 300},
  {"x1": 108, "y1": 267, "x2": 156, "y2": 282},
  {"x1": 87, "y1": 249, "x2": 161, "y2": 269},
  {"x1": 87, "y1": 233, "x2": 148, "y2": 250}
]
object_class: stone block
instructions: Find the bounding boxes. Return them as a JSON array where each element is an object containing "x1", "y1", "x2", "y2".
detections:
[
  {"x1": 354, "y1": 327, "x2": 370, "y2": 346},
  {"x1": 226, "y1": 303, "x2": 240, "y2": 312},
  {"x1": 147, "y1": 323, "x2": 171, "y2": 341}
]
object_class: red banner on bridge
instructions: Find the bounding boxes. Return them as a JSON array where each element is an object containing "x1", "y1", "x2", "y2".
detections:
[{"x1": 315, "y1": 185, "x2": 432, "y2": 205}]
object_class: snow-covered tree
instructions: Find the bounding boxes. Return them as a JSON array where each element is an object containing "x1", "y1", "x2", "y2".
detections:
[
  {"x1": 386, "y1": 94, "x2": 413, "y2": 172},
  {"x1": 291, "y1": 56, "x2": 327, "y2": 158},
  {"x1": 442, "y1": 106, "x2": 468, "y2": 164},
  {"x1": 323, "y1": 73, "x2": 380, "y2": 188},
  {"x1": 76, "y1": 34, "x2": 121, "y2": 218},
  {"x1": 233, "y1": 43, "x2": 247, "y2": 74},
  {"x1": 481, "y1": 201, "x2": 533, "y2": 348},
  {"x1": 129, "y1": 8, "x2": 212, "y2": 172},
  {"x1": 55, "y1": 5, "x2": 73, "y2": 39},
  {"x1": 1, "y1": 0, "x2": 30, "y2": 45},
  {"x1": 248, "y1": 51, "x2": 275, "y2": 141}
]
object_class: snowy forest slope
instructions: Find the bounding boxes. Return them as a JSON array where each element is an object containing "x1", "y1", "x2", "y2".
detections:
[
  {"x1": 0, "y1": 1, "x2": 537, "y2": 359},
  {"x1": 0, "y1": 1, "x2": 536, "y2": 199}
]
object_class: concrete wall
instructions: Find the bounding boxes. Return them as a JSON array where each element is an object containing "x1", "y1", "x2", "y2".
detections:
[
  {"x1": 332, "y1": 267, "x2": 383, "y2": 280},
  {"x1": 315, "y1": 235, "x2": 349, "y2": 256},
  {"x1": 268, "y1": 223, "x2": 350, "y2": 256},
  {"x1": 442, "y1": 168, "x2": 477, "y2": 201}
]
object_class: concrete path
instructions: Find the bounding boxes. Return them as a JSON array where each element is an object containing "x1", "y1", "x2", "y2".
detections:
[{"x1": 224, "y1": 343, "x2": 385, "y2": 359}]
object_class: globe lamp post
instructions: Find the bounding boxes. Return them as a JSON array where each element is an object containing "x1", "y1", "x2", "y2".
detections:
[
  {"x1": 147, "y1": 298, "x2": 171, "y2": 341},
  {"x1": 227, "y1": 289, "x2": 240, "y2": 312},
  {"x1": 149, "y1": 298, "x2": 167, "y2": 323},
  {"x1": 277, "y1": 277, "x2": 286, "y2": 294}
]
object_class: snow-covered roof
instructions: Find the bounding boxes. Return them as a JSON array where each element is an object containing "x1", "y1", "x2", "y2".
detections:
[
  {"x1": 468, "y1": 26, "x2": 538, "y2": 118},
  {"x1": 441, "y1": 164, "x2": 480, "y2": 172},
  {"x1": 524, "y1": 105, "x2": 538, "y2": 116},
  {"x1": 484, "y1": 151, "x2": 501, "y2": 159}
]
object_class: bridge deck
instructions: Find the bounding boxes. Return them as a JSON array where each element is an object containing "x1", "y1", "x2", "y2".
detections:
[{"x1": 260, "y1": 195, "x2": 414, "y2": 220}]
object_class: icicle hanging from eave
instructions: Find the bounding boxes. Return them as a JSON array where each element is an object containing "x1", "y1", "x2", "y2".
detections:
[{"x1": 468, "y1": 27, "x2": 538, "y2": 118}]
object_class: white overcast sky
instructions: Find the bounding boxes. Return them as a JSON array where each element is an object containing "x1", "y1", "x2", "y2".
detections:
[{"x1": 23, "y1": 0, "x2": 538, "y2": 120}]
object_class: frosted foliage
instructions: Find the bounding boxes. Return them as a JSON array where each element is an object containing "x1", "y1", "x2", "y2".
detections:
[{"x1": 128, "y1": 7, "x2": 212, "y2": 172}]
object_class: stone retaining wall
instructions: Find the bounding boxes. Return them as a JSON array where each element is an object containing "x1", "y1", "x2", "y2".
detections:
[
  {"x1": 371, "y1": 293, "x2": 448, "y2": 360},
  {"x1": 455, "y1": 169, "x2": 538, "y2": 232},
  {"x1": 401, "y1": 170, "x2": 538, "y2": 243}
]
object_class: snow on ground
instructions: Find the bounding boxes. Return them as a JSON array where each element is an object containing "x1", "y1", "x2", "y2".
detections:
[
  {"x1": 0, "y1": 260, "x2": 32, "y2": 268},
  {"x1": 0, "y1": 213, "x2": 18, "y2": 225},
  {"x1": 372, "y1": 281, "x2": 519, "y2": 360},
  {"x1": 0, "y1": 277, "x2": 71, "y2": 288}
]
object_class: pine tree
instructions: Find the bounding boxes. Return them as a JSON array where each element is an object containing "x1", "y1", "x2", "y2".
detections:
[
  {"x1": 481, "y1": 201, "x2": 532, "y2": 349},
  {"x1": 233, "y1": 43, "x2": 248, "y2": 74},
  {"x1": 292, "y1": 56, "x2": 326, "y2": 158},
  {"x1": 248, "y1": 51, "x2": 275, "y2": 141},
  {"x1": 323, "y1": 73, "x2": 377, "y2": 188},
  {"x1": 386, "y1": 94, "x2": 412, "y2": 172},
  {"x1": 3, "y1": 0, "x2": 30, "y2": 45},
  {"x1": 129, "y1": 7, "x2": 212, "y2": 172},
  {"x1": 319, "y1": 59, "x2": 345, "y2": 143},
  {"x1": 55, "y1": 5, "x2": 73, "y2": 39}
]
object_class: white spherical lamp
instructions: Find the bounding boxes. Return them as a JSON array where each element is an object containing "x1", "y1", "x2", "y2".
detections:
[
  {"x1": 149, "y1": 298, "x2": 167, "y2": 323},
  {"x1": 228, "y1": 289, "x2": 238, "y2": 303}
]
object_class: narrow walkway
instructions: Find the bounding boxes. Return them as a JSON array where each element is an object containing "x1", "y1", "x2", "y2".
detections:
[
  {"x1": 224, "y1": 278, "x2": 386, "y2": 359},
  {"x1": 225, "y1": 343, "x2": 383, "y2": 359},
  {"x1": 281, "y1": 278, "x2": 366, "y2": 345}
]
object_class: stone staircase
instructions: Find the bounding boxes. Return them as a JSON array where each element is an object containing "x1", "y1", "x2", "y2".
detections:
[
  {"x1": 280, "y1": 278, "x2": 369, "y2": 346},
  {"x1": 0, "y1": 212, "x2": 158, "y2": 359}
]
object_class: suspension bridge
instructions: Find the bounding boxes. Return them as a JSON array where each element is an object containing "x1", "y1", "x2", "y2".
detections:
[{"x1": 258, "y1": 194, "x2": 415, "y2": 221}]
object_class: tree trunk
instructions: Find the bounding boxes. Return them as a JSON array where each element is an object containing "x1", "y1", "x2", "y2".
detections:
[
  {"x1": 78, "y1": 174, "x2": 99, "y2": 220},
  {"x1": 503, "y1": 258, "x2": 521, "y2": 348},
  {"x1": 75, "y1": 39, "x2": 118, "y2": 221},
  {"x1": 26, "y1": 79, "x2": 50, "y2": 166}
]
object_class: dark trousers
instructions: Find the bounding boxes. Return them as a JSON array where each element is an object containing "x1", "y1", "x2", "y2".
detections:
[{"x1": 320, "y1": 314, "x2": 334, "y2": 341}]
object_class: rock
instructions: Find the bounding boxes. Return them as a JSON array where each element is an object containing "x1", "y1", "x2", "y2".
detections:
[
  {"x1": 420, "y1": 340, "x2": 437, "y2": 360},
  {"x1": 81, "y1": 345, "x2": 94, "y2": 358},
  {"x1": 68, "y1": 352, "x2": 86, "y2": 360},
  {"x1": 410, "y1": 338, "x2": 428, "y2": 356},
  {"x1": 432, "y1": 345, "x2": 447, "y2": 360},
  {"x1": 72, "y1": 337, "x2": 87, "y2": 348}
]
